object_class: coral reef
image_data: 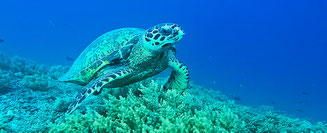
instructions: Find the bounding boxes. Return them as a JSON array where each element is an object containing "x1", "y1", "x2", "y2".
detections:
[
  {"x1": 0, "y1": 53, "x2": 74, "y2": 132},
  {"x1": 49, "y1": 79, "x2": 327, "y2": 132},
  {"x1": 0, "y1": 53, "x2": 47, "y2": 92},
  {"x1": 0, "y1": 53, "x2": 326, "y2": 132},
  {"x1": 0, "y1": 53, "x2": 69, "y2": 93}
]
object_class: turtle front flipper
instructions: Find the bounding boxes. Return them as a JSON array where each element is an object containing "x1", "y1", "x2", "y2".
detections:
[
  {"x1": 164, "y1": 50, "x2": 189, "y2": 94},
  {"x1": 66, "y1": 68, "x2": 133, "y2": 114}
]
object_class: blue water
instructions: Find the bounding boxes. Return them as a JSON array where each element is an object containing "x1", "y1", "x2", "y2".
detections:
[{"x1": 0, "y1": 0, "x2": 326, "y2": 122}]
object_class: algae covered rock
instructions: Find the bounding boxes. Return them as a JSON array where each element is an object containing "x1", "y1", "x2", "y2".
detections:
[
  {"x1": 21, "y1": 75, "x2": 49, "y2": 91},
  {"x1": 53, "y1": 98, "x2": 70, "y2": 112},
  {"x1": 0, "y1": 53, "x2": 68, "y2": 92},
  {"x1": 48, "y1": 65, "x2": 69, "y2": 80}
]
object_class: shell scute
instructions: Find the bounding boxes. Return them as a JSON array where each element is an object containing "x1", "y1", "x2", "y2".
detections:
[{"x1": 59, "y1": 28, "x2": 145, "y2": 85}]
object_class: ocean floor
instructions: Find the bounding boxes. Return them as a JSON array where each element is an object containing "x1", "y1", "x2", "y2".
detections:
[{"x1": 0, "y1": 53, "x2": 326, "y2": 132}]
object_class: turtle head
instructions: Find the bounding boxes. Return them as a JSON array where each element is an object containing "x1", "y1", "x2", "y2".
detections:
[{"x1": 143, "y1": 23, "x2": 185, "y2": 51}]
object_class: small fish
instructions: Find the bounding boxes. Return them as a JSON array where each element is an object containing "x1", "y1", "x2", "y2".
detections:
[
  {"x1": 65, "y1": 56, "x2": 75, "y2": 61},
  {"x1": 207, "y1": 55, "x2": 213, "y2": 61},
  {"x1": 296, "y1": 109, "x2": 304, "y2": 113},
  {"x1": 210, "y1": 80, "x2": 216, "y2": 84},
  {"x1": 231, "y1": 95, "x2": 241, "y2": 101},
  {"x1": 48, "y1": 19, "x2": 56, "y2": 28},
  {"x1": 301, "y1": 91, "x2": 310, "y2": 95},
  {"x1": 0, "y1": 39, "x2": 4, "y2": 43}
]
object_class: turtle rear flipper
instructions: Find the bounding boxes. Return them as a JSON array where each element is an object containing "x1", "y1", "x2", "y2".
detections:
[{"x1": 66, "y1": 68, "x2": 133, "y2": 114}]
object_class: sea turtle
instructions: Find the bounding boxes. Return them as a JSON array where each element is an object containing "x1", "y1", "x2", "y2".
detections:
[{"x1": 59, "y1": 23, "x2": 189, "y2": 114}]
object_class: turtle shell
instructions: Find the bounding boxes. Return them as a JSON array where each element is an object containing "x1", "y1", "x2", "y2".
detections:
[{"x1": 59, "y1": 28, "x2": 145, "y2": 85}]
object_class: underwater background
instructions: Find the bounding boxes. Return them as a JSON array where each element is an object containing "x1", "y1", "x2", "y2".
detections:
[{"x1": 0, "y1": 0, "x2": 327, "y2": 132}]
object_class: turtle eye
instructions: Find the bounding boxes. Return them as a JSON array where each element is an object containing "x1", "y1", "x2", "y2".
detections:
[{"x1": 160, "y1": 26, "x2": 172, "y2": 36}]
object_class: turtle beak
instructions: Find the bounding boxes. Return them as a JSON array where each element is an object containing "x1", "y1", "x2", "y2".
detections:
[
  {"x1": 180, "y1": 30, "x2": 185, "y2": 36},
  {"x1": 174, "y1": 26, "x2": 185, "y2": 36},
  {"x1": 171, "y1": 27, "x2": 184, "y2": 42},
  {"x1": 179, "y1": 28, "x2": 185, "y2": 35}
]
